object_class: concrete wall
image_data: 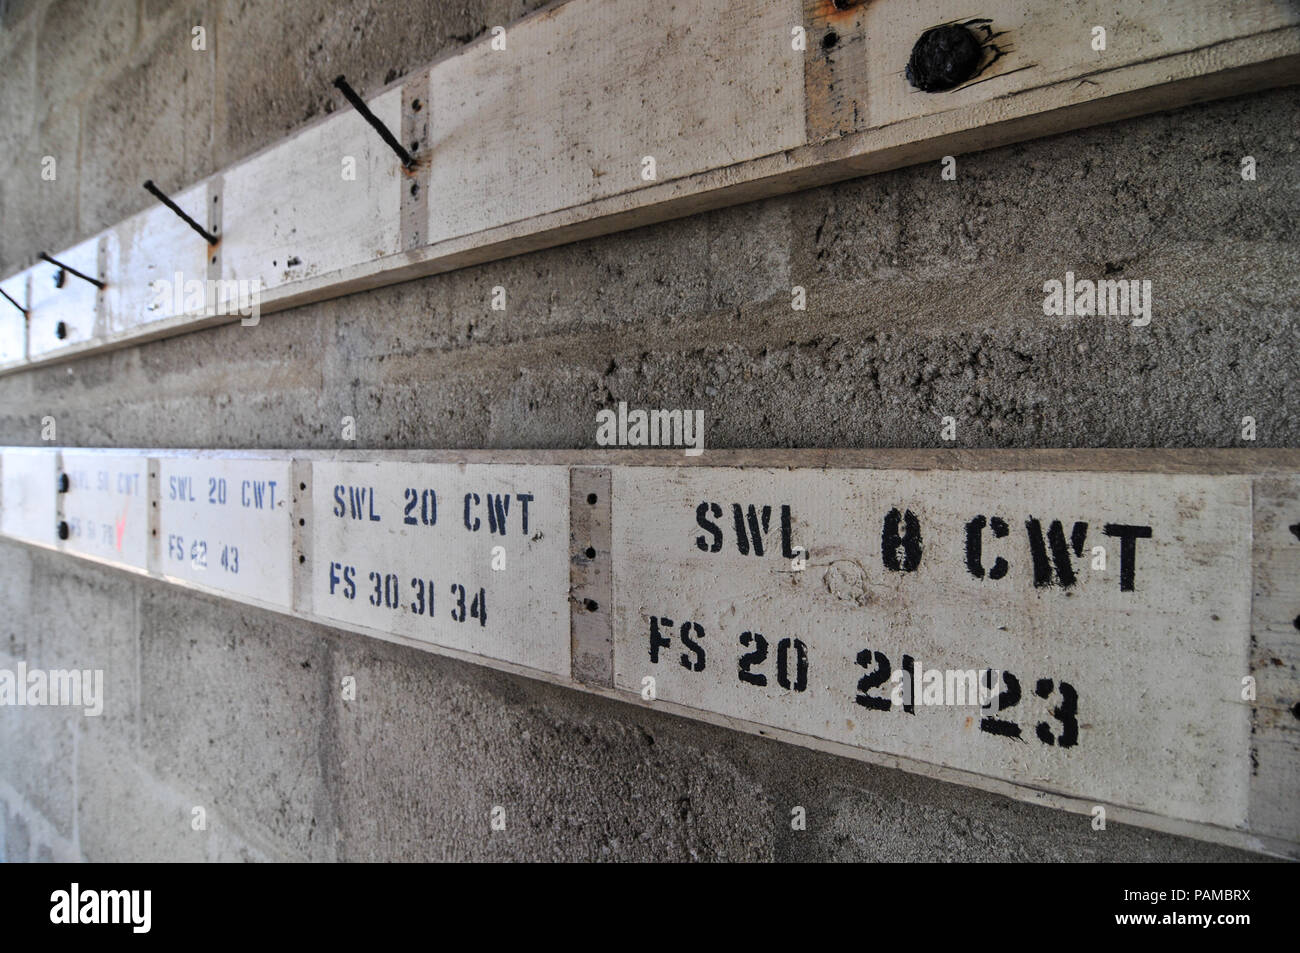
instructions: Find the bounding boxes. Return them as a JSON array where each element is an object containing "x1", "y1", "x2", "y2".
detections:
[{"x1": 0, "y1": 0, "x2": 1295, "y2": 861}]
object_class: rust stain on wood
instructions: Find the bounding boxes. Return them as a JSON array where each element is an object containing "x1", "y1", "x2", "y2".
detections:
[{"x1": 804, "y1": 0, "x2": 871, "y2": 142}]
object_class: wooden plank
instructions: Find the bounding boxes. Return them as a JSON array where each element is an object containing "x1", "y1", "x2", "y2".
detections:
[
  {"x1": 58, "y1": 451, "x2": 150, "y2": 571},
  {"x1": 309, "y1": 460, "x2": 571, "y2": 675},
  {"x1": 0, "y1": 446, "x2": 1295, "y2": 855},
  {"x1": 25, "y1": 237, "x2": 101, "y2": 358},
  {"x1": 0, "y1": 448, "x2": 57, "y2": 545},
  {"x1": 0, "y1": 0, "x2": 1295, "y2": 373},
  {"x1": 415, "y1": 0, "x2": 804, "y2": 247},
  {"x1": 103, "y1": 182, "x2": 214, "y2": 339},
  {"x1": 154, "y1": 455, "x2": 294, "y2": 609},
  {"x1": 220, "y1": 89, "x2": 404, "y2": 293},
  {"x1": 611, "y1": 466, "x2": 1256, "y2": 830}
]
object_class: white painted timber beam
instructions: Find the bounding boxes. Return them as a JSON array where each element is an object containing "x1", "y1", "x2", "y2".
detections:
[
  {"x1": 1, "y1": 0, "x2": 1297, "y2": 373},
  {"x1": 1, "y1": 446, "x2": 1297, "y2": 858}
]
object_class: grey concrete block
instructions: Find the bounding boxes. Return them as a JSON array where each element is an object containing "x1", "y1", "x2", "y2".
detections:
[
  {"x1": 29, "y1": 548, "x2": 137, "y2": 735},
  {"x1": 329, "y1": 635, "x2": 777, "y2": 861},
  {"x1": 35, "y1": 0, "x2": 137, "y2": 115},
  {"x1": 77, "y1": 2, "x2": 214, "y2": 234},
  {"x1": 138, "y1": 583, "x2": 337, "y2": 860},
  {"x1": 768, "y1": 763, "x2": 1268, "y2": 863},
  {"x1": 0, "y1": 0, "x2": 41, "y2": 31},
  {"x1": 77, "y1": 733, "x2": 209, "y2": 862},
  {"x1": 0, "y1": 23, "x2": 35, "y2": 192},
  {"x1": 0, "y1": 703, "x2": 77, "y2": 841},
  {"x1": 0, "y1": 91, "x2": 78, "y2": 274},
  {"x1": 5, "y1": 803, "x2": 30, "y2": 861},
  {"x1": 0, "y1": 540, "x2": 33, "y2": 660}
]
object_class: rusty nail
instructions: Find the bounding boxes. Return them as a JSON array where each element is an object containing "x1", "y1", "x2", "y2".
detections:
[
  {"x1": 143, "y1": 180, "x2": 218, "y2": 245},
  {"x1": 40, "y1": 252, "x2": 104, "y2": 290},
  {"x1": 334, "y1": 75, "x2": 416, "y2": 169},
  {"x1": 0, "y1": 287, "x2": 26, "y2": 316}
]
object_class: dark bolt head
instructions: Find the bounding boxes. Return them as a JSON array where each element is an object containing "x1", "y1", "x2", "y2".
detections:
[
  {"x1": 906, "y1": 24, "x2": 983, "y2": 92},
  {"x1": 57, "y1": 521, "x2": 70, "y2": 540},
  {"x1": 55, "y1": 321, "x2": 68, "y2": 339},
  {"x1": 53, "y1": 268, "x2": 66, "y2": 289},
  {"x1": 57, "y1": 473, "x2": 69, "y2": 493}
]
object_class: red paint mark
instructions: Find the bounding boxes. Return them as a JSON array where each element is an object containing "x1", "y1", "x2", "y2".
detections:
[{"x1": 115, "y1": 503, "x2": 128, "y2": 551}]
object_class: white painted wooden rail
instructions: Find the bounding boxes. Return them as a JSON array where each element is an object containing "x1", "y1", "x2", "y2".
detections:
[
  {"x1": 2, "y1": 446, "x2": 1297, "y2": 858},
  {"x1": 2, "y1": 0, "x2": 1297, "y2": 373}
]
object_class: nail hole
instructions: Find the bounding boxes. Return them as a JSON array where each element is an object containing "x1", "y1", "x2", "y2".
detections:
[
  {"x1": 585, "y1": 547, "x2": 596, "y2": 559},
  {"x1": 586, "y1": 493, "x2": 597, "y2": 504},
  {"x1": 583, "y1": 599, "x2": 598, "y2": 612},
  {"x1": 410, "y1": 182, "x2": 419, "y2": 197},
  {"x1": 300, "y1": 482, "x2": 307, "y2": 491},
  {"x1": 412, "y1": 99, "x2": 422, "y2": 112},
  {"x1": 299, "y1": 554, "x2": 306, "y2": 564},
  {"x1": 823, "y1": 31, "x2": 839, "y2": 50},
  {"x1": 299, "y1": 518, "x2": 305, "y2": 526},
  {"x1": 410, "y1": 140, "x2": 419, "y2": 152},
  {"x1": 55, "y1": 321, "x2": 68, "y2": 339}
]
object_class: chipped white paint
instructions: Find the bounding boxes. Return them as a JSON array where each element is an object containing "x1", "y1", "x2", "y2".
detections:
[{"x1": 310, "y1": 461, "x2": 570, "y2": 675}]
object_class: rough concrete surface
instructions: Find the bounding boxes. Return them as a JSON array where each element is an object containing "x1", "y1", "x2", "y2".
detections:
[{"x1": 0, "y1": 0, "x2": 1296, "y2": 861}]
